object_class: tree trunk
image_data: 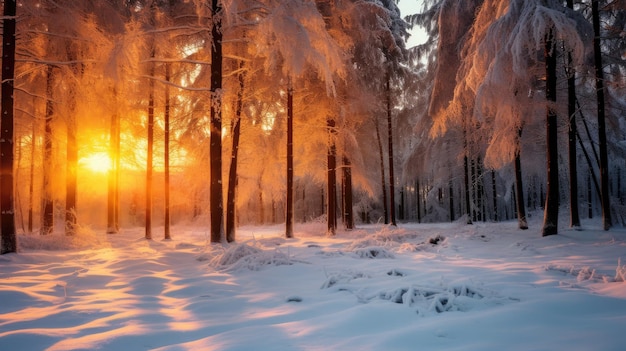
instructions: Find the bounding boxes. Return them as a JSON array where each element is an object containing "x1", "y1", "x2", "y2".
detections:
[
  {"x1": 327, "y1": 117, "x2": 337, "y2": 235},
  {"x1": 566, "y1": 0, "x2": 580, "y2": 228},
  {"x1": 28, "y1": 117, "x2": 36, "y2": 233},
  {"x1": 65, "y1": 112, "x2": 77, "y2": 235},
  {"x1": 416, "y1": 178, "x2": 421, "y2": 223},
  {"x1": 41, "y1": 65, "x2": 55, "y2": 236},
  {"x1": 164, "y1": 64, "x2": 172, "y2": 240},
  {"x1": 514, "y1": 128, "x2": 528, "y2": 229},
  {"x1": 491, "y1": 170, "x2": 498, "y2": 222},
  {"x1": 386, "y1": 74, "x2": 397, "y2": 226},
  {"x1": 449, "y1": 179, "x2": 455, "y2": 222},
  {"x1": 107, "y1": 87, "x2": 120, "y2": 234},
  {"x1": 145, "y1": 51, "x2": 155, "y2": 241},
  {"x1": 285, "y1": 82, "x2": 294, "y2": 239},
  {"x1": 1, "y1": 0, "x2": 17, "y2": 253},
  {"x1": 226, "y1": 66, "x2": 245, "y2": 242},
  {"x1": 374, "y1": 118, "x2": 388, "y2": 224},
  {"x1": 342, "y1": 156, "x2": 354, "y2": 230},
  {"x1": 587, "y1": 169, "x2": 593, "y2": 219},
  {"x1": 592, "y1": 0, "x2": 611, "y2": 230},
  {"x1": 210, "y1": 0, "x2": 224, "y2": 243},
  {"x1": 542, "y1": 30, "x2": 559, "y2": 237},
  {"x1": 476, "y1": 157, "x2": 484, "y2": 221},
  {"x1": 65, "y1": 48, "x2": 80, "y2": 236}
]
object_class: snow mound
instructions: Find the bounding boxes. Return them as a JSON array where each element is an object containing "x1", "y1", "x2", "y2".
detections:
[{"x1": 210, "y1": 243, "x2": 303, "y2": 271}]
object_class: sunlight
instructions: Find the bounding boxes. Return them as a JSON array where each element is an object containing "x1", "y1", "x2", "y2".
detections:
[{"x1": 79, "y1": 152, "x2": 112, "y2": 173}]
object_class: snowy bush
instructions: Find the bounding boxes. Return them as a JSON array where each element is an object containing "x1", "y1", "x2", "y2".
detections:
[
  {"x1": 320, "y1": 270, "x2": 370, "y2": 289},
  {"x1": 210, "y1": 243, "x2": 304, "y2": 271},
  {"x1": 353, "y1": 246, "x2": 395, "y2": 259},
  {"x1": 17, "y1": 225, "x2": 110, "y2": 251},
  {"x1": 615, "y1": 259, "x2": 626, "y2": 283},
  {"x1": 377, "y1": 284, "x2": 511, "y2": 316}
]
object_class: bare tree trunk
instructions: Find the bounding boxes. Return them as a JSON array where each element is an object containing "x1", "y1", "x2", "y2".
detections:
[
  {"x1": 107, "y1": 88, "x2": 120, "y2": 234},
  {"x1": 164, "y1": 64, "x2": 172, "y2": 240},
  {"x1": 386, "y1": 74, "x2": 396, "y2": 226},
  {"x1": 416, "y1": 178, "x2": 421, "y2": 223},
  {"x1": 65, "y1": 48, "x2": 79, "y2": 236},
  {"x1": 145, "y1": 48, "x2": 155, "y2": 241},
  {"x1": 0, "y1": 0, "x2": 17, "y2": 252},
  {"x1": 491, "y1": 170, "x2": 498, "y2": 221},
  {"x1": 226, "y1": 65, "x2": 245, "y2": 242},
  {"x1": 342, "y1": 156, "x2": 354, "y2": 230},
  {"x1": 374, "y1": 118, "x2": 388, "y2": 224},
  {"x1": 210, "y1": 0, "x2": 224, "y2": 242},
  {"x1": 566, "y1": 0, "x2": 580, "y2": 228},
  {"x1": 28, "y1": 117, "x2": 36, "y2": 233},
  {"x1": 285, "y1": 82, "x2": 294, "y2": 238},
  {"x1": 463, "y1": 117, "x2": 473, "y2": 225},
  {"x1": 327, "y1": 117, "x2": 337, "y2": 235},
  {"x1": 449, "y1": 179, "x2": 455, "y2": 222},
  {"x1": 41, "y1": 65, "x2": 55, "y2": 236},
  {"x1": 514, "y1": 128, "x2": 528, "y2": 229},
  {"x1": 65, "y1": 114, "x2": 77, "y2": 235},
  {"x1": 592, "y1": 0, "x2": 611, "y2": 230},
  {"x1": 542, "y1": 29, "x2": 559, "y2": 237}
]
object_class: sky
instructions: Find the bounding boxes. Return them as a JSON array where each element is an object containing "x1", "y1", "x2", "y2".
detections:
[{"x1": 398, "y1": 0, "x2": 428, "y2": 47}]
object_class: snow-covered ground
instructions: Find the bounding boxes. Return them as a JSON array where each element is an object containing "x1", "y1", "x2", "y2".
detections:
[{"x1": 1, "y1": 214, "x2": 625, "y2": 351}]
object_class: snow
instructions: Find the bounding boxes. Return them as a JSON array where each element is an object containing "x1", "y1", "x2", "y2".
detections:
[{"x1": 1, "y1": 215, "x2": 625, "y2": 350}]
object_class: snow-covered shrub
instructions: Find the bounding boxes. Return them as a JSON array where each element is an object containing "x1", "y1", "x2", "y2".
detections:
[
  {"x1": 18, "y1": 225, "x2": 109, "y2": 251},
  {"x1": 320, "y1": 270, "x2": 369, "y2": 289},
  {"x1": 615, "y1": 258, "x2": 626, "y2": 283},
  {"x1": 353, "y1": 246, "x2": 395, "y2": 259},
  {"x1": 378, "y1": 284, "x2": 502, "y2": 315},
  {"x1": 210, "y1": 243, "x2": 302, "y2": 271}
]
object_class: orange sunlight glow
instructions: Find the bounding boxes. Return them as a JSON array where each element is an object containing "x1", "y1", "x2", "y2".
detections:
[{"x1": 79, "y1": 152, "x2": 112, "y2": 173}]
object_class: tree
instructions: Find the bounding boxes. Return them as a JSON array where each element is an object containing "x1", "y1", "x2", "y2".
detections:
[
  {"x1": 566, "y1": 0, "x2": 580, "y2": 229},
  {"x1": 285, "y1": 81, "x2": 294, "y2": 238},
  {"x1": 542, "y1": 29, "x2": 559, "y2": 236},
  {"x1": 210, "y1": 0, "x2": 225, "y2": 243},
  {"x1": 591, "y1": 0, "x2": 612, "y2": 231},
  {"x1": 107, "y1": 88, "x2": 121, "y2": 234},
  {"x1": 514, "y1": 127, "x2": 528, "y2": 229},
  {"x1": 1, "y1": 0, "x2": 17, "y2": 254},
  {"x1": 226, "y1": 64, "x2": 246, "y2": 242},
  {"x1": 386, "y1": 70, "x2": 397, "y2": 226},
  {"x1": 41, "y1": 65, "x2": 55, "y2": 236}
]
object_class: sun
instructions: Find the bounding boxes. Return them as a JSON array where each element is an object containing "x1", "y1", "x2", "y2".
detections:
[{"x1": 79, "y1": 152, "x2": 112, "y2": 173}]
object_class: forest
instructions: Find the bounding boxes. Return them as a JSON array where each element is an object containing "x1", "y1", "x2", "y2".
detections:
[{"x1": 0, "y1": 0, "x2": 625, "y2": 254}]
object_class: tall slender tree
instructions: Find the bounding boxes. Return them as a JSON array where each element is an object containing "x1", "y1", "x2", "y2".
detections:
[
  {"x1": 591, "y1": 0, "x2": 611, "y2": 231},
  {"x1": 210, "y1": 0, "x2": 224, "y2": 243},
  {"x1": 226, "y1": 64, "x2": 246, "y2": 243},
  {"x1": 542, "y1": 29, "x2": 559, "y2": 237},
  {"x1": 41, "y1": 65, "x2": 55, "y2": 236},
  {"x1": 107, "y1": 87, "x2": 120, "y2": 234},
  {"x1": 566, "y1": 0, "x2": 580, "y2": 228},
  {"x1": 386, "y1": 70, "x2": 397, "y2": 226},
  {"x1": 145, "y1": 45, "x2": 155, "y2": 241},
  {"x1": 1, "y1": 0, "x2": 17, "y2": 253},
  {"x1": 327, "y1": 116, "x2": 337, "y2": 235},
  {"x1": 285, "y1": 81, "x2": 294, "y2": 238}
]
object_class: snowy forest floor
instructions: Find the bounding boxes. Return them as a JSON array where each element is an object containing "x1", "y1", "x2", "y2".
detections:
[{"x1": 1, "y1": 213, "x2": 626, "y2": 351}]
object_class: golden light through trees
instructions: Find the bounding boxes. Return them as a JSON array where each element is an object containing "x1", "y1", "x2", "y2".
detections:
[{"x1": 79, "y1": 152, "x2": 111, "y2": 173}]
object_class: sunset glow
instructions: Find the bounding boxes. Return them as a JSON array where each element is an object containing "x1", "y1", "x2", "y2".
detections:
[{"x1": 79, "y1": 152, "x2": 112, "y2": 173}]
